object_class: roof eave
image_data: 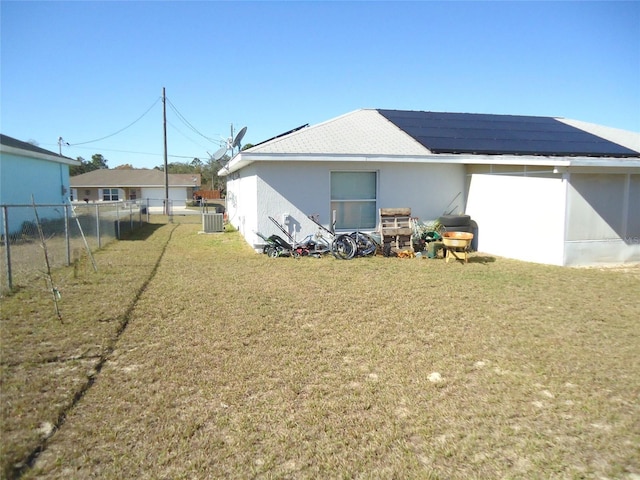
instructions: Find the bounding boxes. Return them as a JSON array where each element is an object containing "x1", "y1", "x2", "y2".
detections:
[
  {"x1": 70, "y1": 183, "x2": 199, "y2": 187},
  {"x1": 219, "y1": 152, "x2": 640, "y2": 175},
  {"x1": 0, "y1": 144, "x2": 80, "y2": 166}
]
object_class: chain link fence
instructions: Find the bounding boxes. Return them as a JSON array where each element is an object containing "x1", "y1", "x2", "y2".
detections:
[
  {"x1": 0, "y1": 199, "x2": 227, "y2": 293},
  {"x1": 1, "y1": 200, "x2": 150, "y2": 293},
  {"x1": 171, "y1": 199, "x2": 225, "y2": 225}
]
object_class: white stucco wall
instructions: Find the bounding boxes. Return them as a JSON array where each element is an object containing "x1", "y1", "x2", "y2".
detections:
[
  {"x1": 375, "y1": 162, "x2": 467, "y2": 219},
  {"x1": 228, "y1": 159, "x2": 640, "y2": 266},
  {"x1": 228, "y1": 160, "x2": 466, "y2": 251},
  {"x1": 226, "y1": 169, "x2": 258, "y2": 241},
  {"x1": 465, "y1": 174, "x2": 567, "y2": 265}
]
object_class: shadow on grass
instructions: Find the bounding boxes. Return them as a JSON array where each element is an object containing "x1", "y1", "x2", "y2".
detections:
[
  {"x1": 468, "y1": 255, "x2": 496, "y2": 264},
  {"x1": 119, "y1": 223, "x2": 166, "y2": 241},
  {"x1": 443, "y1": 253, "x2": 497, "y2": 265}
]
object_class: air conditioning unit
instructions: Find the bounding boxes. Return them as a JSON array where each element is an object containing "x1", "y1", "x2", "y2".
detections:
[{"x1": 202, "y1": 213, "x2": 224, "y2": 233}]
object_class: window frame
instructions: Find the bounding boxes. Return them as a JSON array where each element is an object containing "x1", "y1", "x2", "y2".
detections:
[
  {"x1": 330, "y1": 171, "x2": 378, "y2": 231},
  {"x1": 103, "y1": 188, "x2": 119, "y2": 201}
]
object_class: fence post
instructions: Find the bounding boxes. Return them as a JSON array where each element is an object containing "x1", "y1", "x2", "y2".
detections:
[
  {"x1": 64, "y1": 204, "x2": 71, "y2": 266},
  {"x1": 2, "y1": 205, "x2": 12, "y2": 291},
  {"x1": 116, "y1": 202, "x2": 120, "y2": 239},
  {"x1": 130, "y1": 202, "x2": 133, "y2": 232},
  {"x1": 96, "y1": 204, "x2": 101, "y2": 249}
]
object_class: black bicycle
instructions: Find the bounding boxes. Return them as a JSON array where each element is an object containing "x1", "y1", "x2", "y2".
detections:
[{"x1": 308, "y1": 215, "x2": 377, "y2": 260}]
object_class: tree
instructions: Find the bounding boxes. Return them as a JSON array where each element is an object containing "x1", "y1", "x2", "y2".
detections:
[
  {"x1": 70, "y1": 154, "x2": 109, "y2": 176},
  {"x1": 70, "y1": 157, "x2": 86, "y2": 176},
  {"x1": 156, "y1": 161, "x2": 194, "y2": 174},
  {"x1": 153, "y1": 157, "x2": 227, "y2": 193},
  {"x1": 114, "y1": 164, "x2": 134, "y2": 169},
  {"x1": 206, "y1": 156, "x2": 228, "y2": 193},
  {"x1": 90, "y1": 154, "x2": 108, "y2": 170}
]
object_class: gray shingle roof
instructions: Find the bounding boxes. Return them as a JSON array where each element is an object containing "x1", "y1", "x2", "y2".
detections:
[
  {"x1": 246, "y1": 109, "x2": 430, "y2": 155},
  {"x1": 70, "y1": 169, "x2": 201, "y2": 187},
  {"x1": 0, "y1": 134, "x2": 78, "y2": 163}
]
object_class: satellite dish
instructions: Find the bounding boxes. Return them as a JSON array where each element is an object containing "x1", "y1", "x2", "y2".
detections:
[
  {"x1": 232, "y1": 126, "x2": 247, "y2": 149},
  {"x1": 211, "y1": 146, "x2": 227, "y2": 161}
]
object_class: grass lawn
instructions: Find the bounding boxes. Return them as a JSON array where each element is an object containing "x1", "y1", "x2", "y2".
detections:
[{"x1": 1, "y1": 220, "x2": 639, "y2": 479}]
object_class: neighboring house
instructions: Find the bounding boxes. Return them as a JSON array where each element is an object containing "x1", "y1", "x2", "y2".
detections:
[
  {"x1": 1, "y1": 134, "x2": 80, "y2": 235},
  {"x1": 220, "y1": 109, "x2": 640, "y2": 267},
  {"x1": 70, "y1": 169, "x2": 201, "y2": 208}
]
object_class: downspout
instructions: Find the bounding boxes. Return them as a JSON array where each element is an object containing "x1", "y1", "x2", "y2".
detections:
[
  {"x1": 561, "y1": 168, "x2": 571, "y2": 266},
  {"x1": 59, "y1": 163, "x2": 66, "y2": 202}
]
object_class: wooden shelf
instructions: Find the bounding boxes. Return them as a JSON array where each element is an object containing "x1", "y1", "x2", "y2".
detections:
[{"x1": 379, "y1": 208, "x2": 414, "y2": 252}]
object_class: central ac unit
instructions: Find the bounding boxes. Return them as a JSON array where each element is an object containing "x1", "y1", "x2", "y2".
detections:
[{"x1": 202, "y1": 213, "x2": 224, "y2": 233}]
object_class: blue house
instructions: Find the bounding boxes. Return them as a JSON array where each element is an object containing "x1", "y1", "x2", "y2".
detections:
[{"x1": 0, "y1": 134, "x2": 80, "y2": 235}]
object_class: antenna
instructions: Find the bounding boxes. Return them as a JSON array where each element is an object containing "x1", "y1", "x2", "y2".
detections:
[
  {"x1": 208, "y1": 146, "x2": 229, "y2": 172},
  {"x1": 211, "y1": 146, "x2": 227, "y2": 161},
  {"x1": 215, "y1": 124, "x2": 248, "y2": 161},
  {"x1": 232, "y1": 126, "x2": 247, "y2": 151}
]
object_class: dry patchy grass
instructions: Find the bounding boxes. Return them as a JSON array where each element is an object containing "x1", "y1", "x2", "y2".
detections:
[{"x1": 1, "y1": 221, "x2": 639, "y2": 479}]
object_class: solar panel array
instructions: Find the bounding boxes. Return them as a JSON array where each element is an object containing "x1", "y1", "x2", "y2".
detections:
[{"x1": 377, "y1": 110, "x2": 638, "y2": 157}]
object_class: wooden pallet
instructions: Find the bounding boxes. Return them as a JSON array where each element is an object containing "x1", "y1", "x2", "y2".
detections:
[{"x1": 379, "y1": 208, "x2": 414, "y2": 253}]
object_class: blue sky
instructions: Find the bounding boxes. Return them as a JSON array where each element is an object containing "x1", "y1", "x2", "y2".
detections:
[{"x1": 1, "y1": 1, "x2": 639, "y2": 169}]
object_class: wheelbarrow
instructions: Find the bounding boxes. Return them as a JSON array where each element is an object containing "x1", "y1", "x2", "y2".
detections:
[{"x1": 442, "y1": 232, "x2": 474, "y2": 263}]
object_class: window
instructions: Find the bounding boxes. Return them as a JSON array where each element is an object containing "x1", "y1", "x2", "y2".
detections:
[
  {"x1": 103, "y1": 188, "x2": 119, "y2": 201},
  {"x1": 330, "y1": 171, "x2": 377, "y2": 230}
]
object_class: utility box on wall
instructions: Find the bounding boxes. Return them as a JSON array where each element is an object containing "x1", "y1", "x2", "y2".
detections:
[{"x1": 202, "y1": 213, "x2": 224, "y2": 233}]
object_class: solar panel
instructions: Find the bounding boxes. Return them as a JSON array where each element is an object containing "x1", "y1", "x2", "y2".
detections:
[{"x1": 377, "y1": 110, "x2": 638, "y2": 157}]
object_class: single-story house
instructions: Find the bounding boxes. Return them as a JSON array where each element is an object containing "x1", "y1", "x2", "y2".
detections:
[
  {"x1": 1, "y1": 133, "x2": 80, "y2": 235},
  {"x1": 70, "y1": 169, "x2": 201, "y2": 208},
  {"x1": 220, "y1": 109, "x2": 640, "y2": 267}
]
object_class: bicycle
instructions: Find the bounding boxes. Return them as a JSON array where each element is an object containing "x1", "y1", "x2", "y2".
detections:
[{"x1": 307, "y1": 215, "x2": 358, "y2": 260}]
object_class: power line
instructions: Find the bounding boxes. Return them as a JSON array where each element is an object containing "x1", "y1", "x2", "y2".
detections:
[
  {"x1": 166, "y1": 119, "x2": 211, "y2": 151},
  {"x1": 69, "y1": 144, "x2": 198, "y2": 159},
  {"x1": 56, "y1": 93, "x2": 222, "y2": 161},
  {"x1": 69, "y1": 97, "x2": 162, "y2": 146},
  {"x1": 165, "y1": 96, "x2": 220, "y2": 144}
]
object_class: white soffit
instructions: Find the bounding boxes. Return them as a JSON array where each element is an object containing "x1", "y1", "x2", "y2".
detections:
[{"x1": 248, "y1": 109, "x2": 431, "y2": 156}]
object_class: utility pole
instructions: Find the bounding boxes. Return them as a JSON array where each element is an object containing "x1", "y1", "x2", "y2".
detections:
[
  {"x1": 163, "y1": 87, "x2": 169, "y2": 215},
  {"x1": 58, "y1": 137, "x2": 68, "y2": 156}
]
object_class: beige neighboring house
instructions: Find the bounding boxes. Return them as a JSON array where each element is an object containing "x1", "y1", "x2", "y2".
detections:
[{"x1": 70, "y1": 169, "x2": 201, "y2": 208}]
